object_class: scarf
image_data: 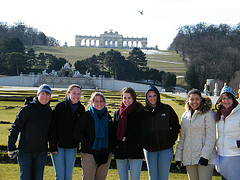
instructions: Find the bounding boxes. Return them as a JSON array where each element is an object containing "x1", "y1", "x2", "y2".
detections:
[
  {"x1": 116, "y1": 101, "x2": 136, "y2": 141},
  {"x1": 215, "y1": 105, "x2": 234, "y2": 122},
  {"x1": 88, "y1": 105, "x2": 109, "y2": 150}
]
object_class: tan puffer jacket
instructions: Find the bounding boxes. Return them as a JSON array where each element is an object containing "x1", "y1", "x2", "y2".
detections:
[{"x1": 174, "y1": 97, "x2": 216, "y2": 165}]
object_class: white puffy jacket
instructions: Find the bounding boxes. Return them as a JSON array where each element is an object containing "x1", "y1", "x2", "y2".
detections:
[
  {"x1": 216, "y1": 104, "x2": 240, "y2": 156},
  {"x1": 175, "y1": 97, "x2": 216, "y2": 165}
]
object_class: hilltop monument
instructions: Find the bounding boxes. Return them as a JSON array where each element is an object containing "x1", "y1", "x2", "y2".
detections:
[{"x1": 75, "y1": 30, "x2": 148, "y2": 49}]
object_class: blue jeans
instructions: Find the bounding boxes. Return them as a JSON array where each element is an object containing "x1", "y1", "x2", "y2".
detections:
[
  {"x1": 51, "y1": 147, "x2": 77, "y2": 180},
  {"x1": 219, "y1": 155, "x2": 240, "y2": 180},
  {"x1": 144, "y1": 148, "x2": 173, "y2": 180},
  {"x1": 116, "y1": 159, "x2": 143, "y2": 180},
  {"x1": 17, "y1": 150, "x2": 48, "y2": 180}
]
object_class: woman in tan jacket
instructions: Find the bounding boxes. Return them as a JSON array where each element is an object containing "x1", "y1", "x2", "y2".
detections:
[{"x1": 175, "y1": 89, "x2": 216, "y2": 180}]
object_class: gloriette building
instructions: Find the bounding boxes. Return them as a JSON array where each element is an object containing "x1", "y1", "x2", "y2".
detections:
[{"x1": 75, "y1": 30, "x2": 147, "y2": 49}]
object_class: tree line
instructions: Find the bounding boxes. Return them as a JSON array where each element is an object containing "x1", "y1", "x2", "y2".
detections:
[
  {"x1": 0, "y1": 22, "x2": 59, "y2": 46},
  {"x1": 74, "y1": 48, "x2": 176, "y2": 88},
  {"x1": 0, "y1": 38, "x2": 176, "y2": 88},
  {"x1": 169, "y1": 22, "x2": 240, "y2": 90},
  {"x1": 0, "y1": 38, "x2": 66, "y2": 75}
]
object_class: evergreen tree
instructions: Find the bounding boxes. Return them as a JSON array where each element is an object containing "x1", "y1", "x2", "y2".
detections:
[
  {"x1": 105, "y1": 49, "x2": 125, "y2": 78},
  {"x1": 0, "y1": 37, "x2": 25, "y2": 54},
  {"x1": 127, "y1": 47, "x2": 147, "y2": 70},
  {"x1": 162, "y1": 72, "x2": 176, "y2": 88},
  {"x1": 5, "y1": 52, "x2": 27, "y2": 75},
  {"x1": 185, "y1": 66, "x2": 200, "y2": 89}
]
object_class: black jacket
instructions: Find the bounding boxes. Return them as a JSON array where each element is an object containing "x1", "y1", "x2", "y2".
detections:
[
  {"x1": 8, "y1": 97, "x2": 52, "y2": 152},
  {"x1": 74, "y1": 110, "x2": 114, "y2": 155},
  {"x1": 113, "y1": 102, "x2": 145, "y2": 159},
  {"x1": 143, "y1": 102, "x2": 180, "y2": 152},
  {"x1": 49, "y1": 100, "x2": 85, "y2": 152}
]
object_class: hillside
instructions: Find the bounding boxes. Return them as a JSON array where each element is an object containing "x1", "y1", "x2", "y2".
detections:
[{"x1": 30, "y1": 46, "x2": 186, "y2": 76}]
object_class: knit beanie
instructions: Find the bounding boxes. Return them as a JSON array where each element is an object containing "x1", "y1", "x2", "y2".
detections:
[
  {"x1": 37, "y1": 84, "x2": 52, "y2": 96},
  {"x1": 220, "y1": 84, "x2": 235, "y2": 97}
]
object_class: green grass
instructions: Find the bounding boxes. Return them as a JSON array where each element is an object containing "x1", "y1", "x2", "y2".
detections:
[
  {"x1": 30, "y1": 46, "x2": 186, "y2": 76},
  {"x1": 0, "y1": 124, "x2": 10, "y2": 147},
  {"x1": 0, "y1": 163, "x2": 222, "y2": 180}
]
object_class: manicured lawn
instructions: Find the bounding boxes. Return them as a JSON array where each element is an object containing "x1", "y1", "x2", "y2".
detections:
[{"x1": 0, "y1": 163, "x2": 221, "y2": 180}]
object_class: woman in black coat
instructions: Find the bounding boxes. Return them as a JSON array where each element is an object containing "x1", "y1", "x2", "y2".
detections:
[
  {"x1": 113, "y1": 87, "x2": 146, "y2": 180},
  {"x1": 143, "y1": 85, "x2": 180, "y2": 180},
  {"x1": 74, "y1": 92, "x2": 114, "y2": 180},
  {"x1": 49, "y1": 84, "x2": 85, "y2": 180},
  {"x1": 8, "y1": 84, "x2": 52, "y2": 180}
]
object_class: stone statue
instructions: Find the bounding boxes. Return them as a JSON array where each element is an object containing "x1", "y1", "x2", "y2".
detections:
[
  {"x1": 42, "y1": 69, "x2": 48, "y2": 76},
  {"x1": 213, "y1": 83, "x2": 219, "y2": 96},
  {"x1": 50, "y1": 70, "x2": 58, "y2": 76},
  {"x1": 203, "y1": 84, "x2": 209, "y2": 95},
  {"x1": 73, "y1": 71, "x2": 81, "y2": 77}
]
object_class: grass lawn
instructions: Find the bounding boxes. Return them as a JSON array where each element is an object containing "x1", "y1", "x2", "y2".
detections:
[{"x1": 0, "y1": 163, "x2": 221, "y2": 180}]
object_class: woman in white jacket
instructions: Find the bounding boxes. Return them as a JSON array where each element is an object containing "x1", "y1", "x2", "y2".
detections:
[
  {"x1": 215, "y1": 84, "x2": 240, "y2": 180},
  {"x1": 175, "y1": 89, "x2": 216, "y2": 180}
]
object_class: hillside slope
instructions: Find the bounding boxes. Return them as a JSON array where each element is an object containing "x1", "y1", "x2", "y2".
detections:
[{"x1": 30, "y1": 46, "x2": 186, "y2": 76}]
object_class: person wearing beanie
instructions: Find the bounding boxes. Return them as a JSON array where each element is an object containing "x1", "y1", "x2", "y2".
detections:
[
  {"x1": 7, "y1": 84, "x2": 52, "y2": 180},
  {"x1": 142, "y1": 85, "x2": 180, "y2": 180},
  {"x1": 175, "y1": 89, "x2": 216, "y2": 180},
  {"x1": 37, "y1": 84, "x2": 52, "y2": 96},
  {"x1": 49, "y1": 84, "x2": 85, "y2": 180},
  {"x1": 215, "y1": 84, "x2": 240, "y2": 180}
]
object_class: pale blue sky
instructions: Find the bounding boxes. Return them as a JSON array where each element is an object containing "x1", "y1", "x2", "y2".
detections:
[{"x1": 1, "y1": 0, "x2": 239, "y2": 50}]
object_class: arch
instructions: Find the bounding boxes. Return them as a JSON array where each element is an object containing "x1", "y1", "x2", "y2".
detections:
[{"x1": 75, "y1": 32, "x2": 148, "y2": 49}]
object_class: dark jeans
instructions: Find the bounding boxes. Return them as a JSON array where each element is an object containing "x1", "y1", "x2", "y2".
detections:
[{"x1": 17, "y1": 150, "x2": 48, "y2": 180}]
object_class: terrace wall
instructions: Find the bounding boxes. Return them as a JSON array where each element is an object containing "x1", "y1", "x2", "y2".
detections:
[{"x1": 0, "y1": 75, "x2": 162, "y2": 92}]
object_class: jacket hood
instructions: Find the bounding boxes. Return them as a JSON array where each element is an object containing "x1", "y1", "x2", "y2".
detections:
[
  {"x1": 145, "y1": 85, "x2": 161, "y2": 111},
  {"x1": 24, "y1": 96, "x2": 35, "y2": 105},
  {"x1": 24, "y1": 96, "x2": 50, "y2": 106},
  {"x1": 185, "y1": 96, "x2": 212, "y2": 114}
]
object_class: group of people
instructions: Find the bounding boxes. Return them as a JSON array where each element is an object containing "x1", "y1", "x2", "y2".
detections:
[
  {"x1": 175, "y1": 86, "x2": 240, "y2": 180},
  {"x1": 7, "y1": 83, "x2": 240, "y2": 180}
]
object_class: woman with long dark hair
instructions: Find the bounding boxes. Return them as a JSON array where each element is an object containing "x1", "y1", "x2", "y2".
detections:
[
  {"x1": 143, "y1": 85, "x2": 180, "y2": 180},
  {"x1": 113, "y1": 87, "x2": 145, "y2": 180},
  {"x1": 175, "y1": 89, "x2": 216, "y2": 180},
  {"x1": 215, "y1": 85, "x2": 240, "y2": 180}
]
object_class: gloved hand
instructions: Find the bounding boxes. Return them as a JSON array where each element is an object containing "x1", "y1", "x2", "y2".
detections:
[
  {"x1": 237, "y1": 140, "x2": 240, "y2": 148},
  {"x1": 176, "y1": 161, "x2": 182, "y2": 170},
  {"x1": 198, "y1": 157, "x2": 208, "y2": 166},
  {"x1": 8, "y1": 150, "x2": 17, "y2": 159}
]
